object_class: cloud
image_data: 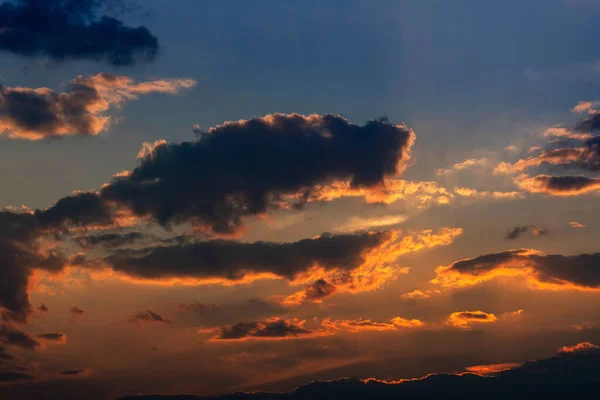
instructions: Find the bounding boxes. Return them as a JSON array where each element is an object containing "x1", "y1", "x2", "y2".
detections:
[
  {"x1": 569, "y1": 221, "x2": 586, "y2": 228},
  {"x1": 105, "y1": 230, "x2": 392, "y2": 284},
  {"x1": 515, "y1": 174, "x2": 600, "y2": 196},
  {"x1": 42, "y1": 114, "x2": 415, "y2": 234},
  {"x1": 69, "y1": 306, "x2": 85, "y2": 315},
  {"x1": 464, "y1": 363, "x2": 522, "y2": 375},
  {"x1": 36, "y1": 333, "x2": 67, "y2": 344},
  {"x1": 322, "y1": 317, "x2": 423, "y2": 332},
  {"x1": 575, "y1": 113, "x2": 600, "y2": 133},
  {"x1": 559, "y1": 342, "x2": 599, "y2": 353},
  {"x1": 505, "y1": 225, "x2": 549, "y2": 240},
  {"x1": 0, "y1": 0, "x2": 159, "y2": 65},
  {"x1": 433, "y1": 248, "x2": 600, "y2": 291},
  {"x1": 0, "y1": 321, "x2": 39, "y2": 349},
  {"x1": 60, "y1": 368, "x2": 92, "y2": 377},
  {"x1": 0, "y1": 346, "x2": 33, "y2": 383},
  {"x1": 281, "y1": 279, "x2": 338, "y2": 305},
  {"x1": 436, "y1": 157, "x2": 488, "y2": 176},
  {"x1": 37, "y1": 303, "x2": 48, "y2": 313},
  {"x1": 105, "y1": 228, "x2": 458, "y2": 306},
  {"x1": 205, "y1": 318, "x2": 326, "y2": 342},
  {"x1": 0, "y1": 211, "x2": 67, "y2": 322},
  {"x1": 445, "y1": 311, "x2": 498, "y2": 329},
  {"x1": 102, "y1": 228, "x2": 461, "y2": 299},
  {"x1": 333, "y1": 215, "x2": 407, "y2": 232},
  {"x1": 128, "y1": 310, "x2": 171, "y2": 324},
  {"x1": 0, "y1": 73, "x2": 196, "y2": 140},
  {"x1": 276, "y1": 228, "x2": 461, "y2": 305},
  {"x1": 543, "y1": 126, "x2": 593, "y2": 141},
  {"x1": 452, "y1": 187, "x2": 524, "y2": 200}
]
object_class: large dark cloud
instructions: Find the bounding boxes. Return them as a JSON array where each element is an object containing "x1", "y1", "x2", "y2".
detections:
[
  {"x1": 0, "y1": 0, "x2": 159, "y2": 66},
  {"x1": 105, "y1": 230, "x2": 387, "y2": 283},
  {"x1": 118, "y1": 344, "x2": 600, "y2": 399},
  {"x1": 435, "y1": 248, "x2": 600, "y2": 290},
  {"x1": 40, "y1": 114, "x2": 414, "y2": 234}
]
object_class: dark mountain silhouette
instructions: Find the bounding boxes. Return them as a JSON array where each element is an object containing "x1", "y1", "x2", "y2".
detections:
[{"x1": 118, "y1": 345, "x2": 600, "y2": 399}]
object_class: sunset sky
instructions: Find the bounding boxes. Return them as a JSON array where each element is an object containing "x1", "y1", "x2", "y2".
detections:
[{"x1": 1, "y1": 1, "x2": 600, "y2": 399}]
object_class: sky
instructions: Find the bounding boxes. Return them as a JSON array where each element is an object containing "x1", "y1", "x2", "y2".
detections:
[{"x1": 1, "y1": 1, "x2": 600, "y2": 399}]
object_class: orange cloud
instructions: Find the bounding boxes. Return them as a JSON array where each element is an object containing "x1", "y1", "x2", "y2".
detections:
[
  {"x1": 559, "y1": 342, "x2": 599, "y2": 353},
  {"x1": 322, "y1": 317, "x2": 424, "y2": 332},
  {"x1": 204, "y1": 317, "x2": 331, "y2": 342},
  {"x1": 436, "y1": 158, "x2": 488, "y2": 176},
  {"x1": 282, "y1": 228, "x2": 463, "y2": 305},
  {"x1": 432, "y1": 248, "x2": 600, "y2": 292},
  {"x1": 465, "y1": 363, "x2": 521, "y2": 375},
  {"x1": 446, "y1": 311, "x2": 498, "y2": 329}
]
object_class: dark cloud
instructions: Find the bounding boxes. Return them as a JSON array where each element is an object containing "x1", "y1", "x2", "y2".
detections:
[
  {"x1": 37, "y1": 303, "x2": 48, "y2": 313},
  {"x1": 105, "y1": 230, "x2": 387, "y2": 283},
  {"x1": 303, "y1": 279, "x2": 337, "y2": 302},
  {"x1": 0, "y1": 321, "x2": 39, "y2": 349},
  {"x1": 211, "y1": 318, "x2": 314, "y2": 341},
  {"x1": 60, "y1": 369, "x2": 89, "y2": 376},
  {"x1": 0, "y1": 346, "x2": 33, "y2": 383},
  {"x1": 69, "y1": 306, "x2": 85, "y2": 315},
  {"x1": 0, "y1": 0, "x2": 159, "y2": 66},
  {"x1": 435, "y1": 248, "x2": 600, "y2": 290},
  {"x1": 42, "y1": 114, "x2": 414, "y2": 234},
  {"x1": 0, "y1": 211, "x2": 67, "y2": 322},
  {"x1": 0, "y1": 74, "x2": 195, "y2": 140},
  {"x1": 75, "y1": 231, "x2": 146, "y2": 249},
  {"x1": 117, "y1": 343, "x2": 600, "y2": 399},
  {"x1": 505, "y1": 225, "x2": 549, "y2": 240},
  {"x1": 36, "y1": 333, "x2": 66, "y2": 342},
  {"x1": 128, "y1": 310, "x2": 170, "y2": 324},
  {"x1": 575, "y1": 113, "x2": 600, "y2": 133},
  {"x1": 35, "y1": 191, "x2": 113, "y2": 227},
  {"x1": 505, "y1": 226, "x2": 530, "y2": 240},
  {"x1": 517, "y1": 174, "x2": 600, "y2": 196}
]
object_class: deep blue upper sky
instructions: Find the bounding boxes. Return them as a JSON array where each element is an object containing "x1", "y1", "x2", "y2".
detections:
[{"x1": 1, "y1": 0, "x2": 600, "y2": 208}]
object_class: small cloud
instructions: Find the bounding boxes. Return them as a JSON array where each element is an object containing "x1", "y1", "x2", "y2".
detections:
[
  {"x1": 60, "y1": 368, "x2": 92, "y2": 377},
  {"x1": 37, "y1": 303, "x2": 48, "y2": 313},
  {"x1": 505, "y1": 225, "x2": 549, "y2": 240},
  {"x1": 465, "y1": 363, "x2": 522, "y2": 375},
  {"x1": 36, "y1": 333, "x2": 67, "y2": 344},
  {"x1": 559, "y1": 342, "x2": 599, "y2": 353},
  {"x1": 69, "y1": 306, "x2": 85, "y2": 315},
  {"x1": 128, "y1": 310, "x2": 171, "y2": 324},
  {"x1": 569, "y1": 221, "x2": 586, "y2": 228},
  {"x1": 334, "y1": 215, "x2": 407, "y2": 232},
  {"x1": 446, "y1": 311, "x2": 497, "y2": 329}
]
